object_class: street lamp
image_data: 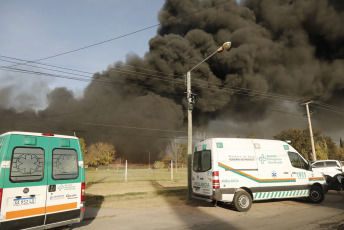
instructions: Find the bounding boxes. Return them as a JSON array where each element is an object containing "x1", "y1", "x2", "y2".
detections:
[
  {"x1": 186, "y1": 41, "x2": 232, "y2": 199},
  {"x1": 147, "y1": 151, "x2": 151, "y2": 169}
]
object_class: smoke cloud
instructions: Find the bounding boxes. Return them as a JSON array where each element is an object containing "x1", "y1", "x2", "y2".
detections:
[{"x1": 1, "y1": 0, "x2": 344, "y2": 162}]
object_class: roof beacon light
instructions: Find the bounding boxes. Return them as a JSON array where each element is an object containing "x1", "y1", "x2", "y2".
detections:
[{"x1": 42, "y1": 133, "x2": 54, "y2": 136}]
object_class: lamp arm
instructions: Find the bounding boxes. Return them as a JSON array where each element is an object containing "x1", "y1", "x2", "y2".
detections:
[{"x1": 188, "y1": 49, "x2": 219, "y2": 73}]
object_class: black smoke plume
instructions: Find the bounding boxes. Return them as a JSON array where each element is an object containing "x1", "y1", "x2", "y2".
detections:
[{"x1": 1, "y1": 0, "x2": 344, "y2": 162}]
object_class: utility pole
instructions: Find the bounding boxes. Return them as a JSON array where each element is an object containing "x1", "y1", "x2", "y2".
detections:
[
  {"x1": 171, "y1": 159, "x2": 173, "y2": 181},
  {"x1": 186, "y1": 71, "x2": 193, "y2": 199},
  {"x1": 302, "y1": 101, "x2": 316, "y2": 161},
  {"x1": 147, "y1": 151, "x2": 151, "y2": 169},
  {"x1": 186, "y1": 42, "x2": 232, "y2": 200}
]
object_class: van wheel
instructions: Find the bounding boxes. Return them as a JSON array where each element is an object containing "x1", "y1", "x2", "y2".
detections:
[
  {"x1": 233, "y1": 190, "x2": 252, "y2": 212},
  {"x1": 308, "y1": 186, "x2": 324, "y2": 203}
]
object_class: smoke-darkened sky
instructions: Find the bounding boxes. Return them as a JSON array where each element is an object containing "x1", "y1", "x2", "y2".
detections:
[{"x1": 1, "y1": 0, "x2": 344, "y2": 162}]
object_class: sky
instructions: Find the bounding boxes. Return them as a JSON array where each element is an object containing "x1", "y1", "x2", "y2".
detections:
[{"x1": 0, "y1": 0, "x2": 165, "y2": 103}]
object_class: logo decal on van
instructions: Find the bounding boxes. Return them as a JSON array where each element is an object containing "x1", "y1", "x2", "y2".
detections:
[
  {"x1": 259, "y1": 154, "x2": 282, "y2": 164},
  {"x1": 259, "y1": 155, "x2": 267, "y2": 164},
  {"x1": 17, "y1": 154, "x2": 40, "y2": 174},
  {"x1": 50, "y1": 195, "x2": 65, "y2": 200},
  {"x1": 58, "y1": 183, "x2": 77, "y2": 191}
]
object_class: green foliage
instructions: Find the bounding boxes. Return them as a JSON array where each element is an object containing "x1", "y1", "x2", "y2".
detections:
[
  {"x1": 79, "y1": 138, "x2": 87, "y2": 156},
  {"x1": 273, "y1": 128, "x2": 310, "y2": 159},
  {"x1": 274, "y1": 128, "x2": 341, "y2": 160},
  {"x1": 246, "y1": 133, "x2": 256, "y2": 138},
  {"x1": 85, "y1": 142, "x2": 116, "y2": 166},
  {"x1": 315, "y1": 142, "x2": 328, "y2": 160},
  {"x1": 340, "y1": 148, "x2": 344, "y2": 160},
  {"x1": 153, "y1": 161, "x2": 165, "y2": 169}
]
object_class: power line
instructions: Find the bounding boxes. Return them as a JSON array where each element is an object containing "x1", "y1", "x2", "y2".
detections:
[
  {"x1": 0, "y1": 55, "x2": 184, "y2": 83},
  {"x1": 0, "y1": 54, "x2": 184, "y2": 81},
  {"x1": 0, "y1": 58, "x2": 92, "y2": 79},
  {"x1": 0, "y1": 66, "x2": 186, "y2": 99}
]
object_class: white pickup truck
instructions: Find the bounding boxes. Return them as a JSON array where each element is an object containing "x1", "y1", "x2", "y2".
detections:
[{"x1": 312, "y1": 160, "x2": 344, "y2": 191}]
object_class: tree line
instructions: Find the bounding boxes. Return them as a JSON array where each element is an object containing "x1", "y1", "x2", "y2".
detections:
[
  {"x1": 273, "y1": 128, "x2": 344, "y2": 161},
  {"x1": 80, "y1": 127, "x2": 344, "y2": 167}
]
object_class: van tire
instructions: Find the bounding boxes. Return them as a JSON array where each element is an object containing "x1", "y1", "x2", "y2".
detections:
[
  {"x1": 308, "y1": 185, "x2": 324, "y2": 203},
  {"x1": 233, "y1": 190, "x2": 252, "y2": 212}
]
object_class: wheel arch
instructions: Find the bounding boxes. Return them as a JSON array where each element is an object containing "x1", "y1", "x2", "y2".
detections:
[
  {"x1": 236, "y1": 187, "x2": 253, "y2": 199},
  {"x1": 311, "y1": 182, "x2": 325, "y2": 192}
]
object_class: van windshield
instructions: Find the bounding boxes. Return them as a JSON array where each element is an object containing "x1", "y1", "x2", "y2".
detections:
[{"x1": 193, "y1": 150, "x2": 211, "y2": 172}]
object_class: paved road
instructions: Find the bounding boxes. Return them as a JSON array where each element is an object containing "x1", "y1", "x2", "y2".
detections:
[{"x1": 73, "y1": 190, "x2": 344, "y2": 230}]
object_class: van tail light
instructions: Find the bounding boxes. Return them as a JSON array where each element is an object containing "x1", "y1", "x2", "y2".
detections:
[
  {"x1": 212, "y1": 171, "x2": 220, "y2": 189},
  {"x1": 0, "y1": 188, "x2": 3, "y2": 210},
  {"x1": 81, "y1": 182, "x2": 85, "y2": 202}
]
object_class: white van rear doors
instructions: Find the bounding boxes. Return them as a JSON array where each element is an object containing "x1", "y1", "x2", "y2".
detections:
[
  {"x1": 192, "y1": 148, "x2": 213, "y2": 196},
  {"x1": 45, "y1": 137, "x2": 82, "y2": 225}
]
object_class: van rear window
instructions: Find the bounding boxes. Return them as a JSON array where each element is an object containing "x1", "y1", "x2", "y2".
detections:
[
  {"x1": 10, "y1": 147, "x2": 44, "y2": 182},
  {"x1": 193, "y1": 150, "x2": 211, "y2": 172},
  {"x1": 52, "y1": 149, "x2": 78, "y2": 180}
]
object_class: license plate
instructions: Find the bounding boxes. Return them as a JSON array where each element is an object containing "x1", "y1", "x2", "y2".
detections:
[
  {"x1": 13, "y1": 197, "x2": 36, "y2": 206},
  {"x1": 193, "y1": 186, "x2": 200, "y2": 191}
]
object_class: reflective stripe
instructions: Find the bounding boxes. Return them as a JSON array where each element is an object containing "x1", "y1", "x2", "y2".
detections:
[
  {"x1": 6, "y1": 202, "x2": 78, "y2": 220},
  {"x1": 6, "y1": 207, "x2": 45, "y2": 220},
  {"x1": 254, "y1": 190, "x2": 309, "y2": 200},
  {"x1": 46, "y1": 202, "x2": 77, "y2": 213}
]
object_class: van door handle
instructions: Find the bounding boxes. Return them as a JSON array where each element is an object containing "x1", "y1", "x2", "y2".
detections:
[
  {"x1": 15, "y1": 196, "x2": 22, "y2": 199},
  {"x1": 49, "y1": 185, "x2": 56, "y2": 192},
  {"x1": 30, "y1": 195, "x2": 35, "y2": 197},
  {"x1": 200, "y1": 177, "x2": 204, "y2": 180},
  {"x1": 292, "y1": 172, "x2": 297, "y2": 174}
]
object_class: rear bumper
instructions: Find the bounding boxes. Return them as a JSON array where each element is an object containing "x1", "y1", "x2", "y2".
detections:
[{"x1": 192, "y1": 193, "x2": 212, "y2": 202}]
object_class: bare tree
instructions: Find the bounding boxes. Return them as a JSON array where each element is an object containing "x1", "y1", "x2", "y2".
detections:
[
  {"x1": 165, "y1": 140, "x2": 184, "y2": 172},
  {"x1": 194, "y1": 129, "x2": 215, "y2": 141}
]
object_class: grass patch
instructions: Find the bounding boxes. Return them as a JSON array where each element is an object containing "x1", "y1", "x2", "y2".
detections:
[{"x1": 84, "y1": 169, "x2": 188, "y2": 209}]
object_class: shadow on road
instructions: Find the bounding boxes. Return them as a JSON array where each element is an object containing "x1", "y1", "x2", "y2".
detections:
[
  {"x1": 149, "y1": 181, "x2": 240, "y2": 230},
  {"x1": 71, "y1": 178, "x2": 109, "y2": 228}
]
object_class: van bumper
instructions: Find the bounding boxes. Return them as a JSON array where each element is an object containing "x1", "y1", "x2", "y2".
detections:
[{"x1": 192, "y1": 193, "x2": 212, "y2": 202}]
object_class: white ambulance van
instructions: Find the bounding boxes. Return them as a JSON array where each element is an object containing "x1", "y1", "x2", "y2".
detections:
[
  {"x1": 192, "y1": 138, "x2": 327, "y2": 212},
  {"x1": 0, "y1": 131, "x2": 85, "y2": 229}
]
